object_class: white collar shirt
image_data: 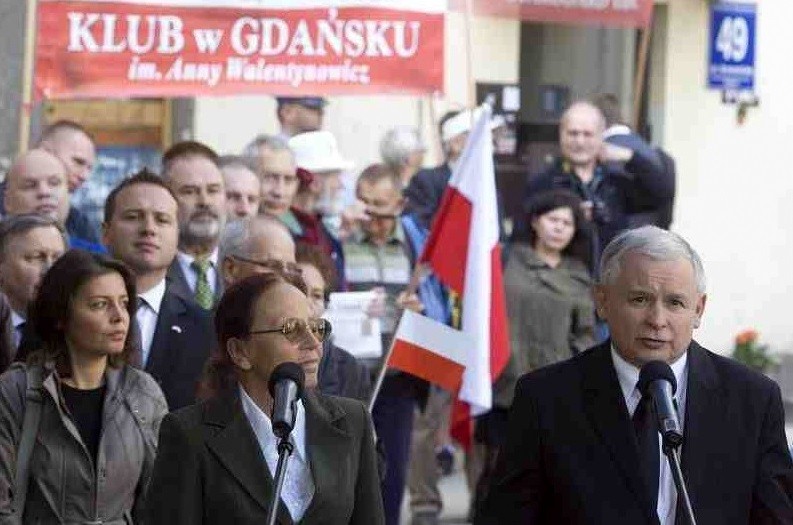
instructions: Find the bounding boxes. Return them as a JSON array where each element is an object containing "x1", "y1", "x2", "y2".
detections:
[
  {"x1": 136, "y1": 279, "x2": 167, "y2": 367},
  {"x1": 611, "y1": 345, "x2": 689, "y2": 525},
  {"x1": 176, "y1": 248, "x2": 219, "y2": 295},
  {"x1": 240, "y1": 385, "x2": 315, "y2": 521},
  {"x1": 10, "y1": 310, "x2": 25, "y2": 352}
]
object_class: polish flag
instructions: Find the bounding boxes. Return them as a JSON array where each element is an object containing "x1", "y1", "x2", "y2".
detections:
[
  {"x1": 389, "y1": 310, "x2": 468, "y2": 392},
  {"x1": 419, "y1": 104, "x2": 511, "y2": 448}
]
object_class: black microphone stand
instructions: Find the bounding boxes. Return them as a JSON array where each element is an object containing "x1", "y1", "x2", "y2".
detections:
[
  {"x1": 662, "y1": 436, "x2": 696, "y2": 525},
  {"x1": 266, "y1": 437, "x2": 295, "y2": 525}
]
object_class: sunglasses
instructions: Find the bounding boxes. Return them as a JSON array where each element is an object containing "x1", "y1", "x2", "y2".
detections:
[
  {"x1": 249, "y1": 317, "x2": 332, "y2": 343},
  {"x1": 232, "y1": 255, "x2": 302, "y2": 277}
]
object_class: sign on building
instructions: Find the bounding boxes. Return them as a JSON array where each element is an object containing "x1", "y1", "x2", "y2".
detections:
[
  {"x1": 34, "y1": 0, "x2": 445, "y2": 99},
  {"x1": 708, "y1": 2, "x2": 756, "y2": 91}
]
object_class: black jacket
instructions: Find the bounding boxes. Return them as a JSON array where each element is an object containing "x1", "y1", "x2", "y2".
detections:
[
  {"x1": 523, "y1": 153, "x2": 673, "y2": 252},
  {"x1": 144, "y1": 389, "x2": 385, "y2": 524},
  {"x1": 144, "y1": 285, "x2": 214, "y2": 410},
  {"x1": 318, "y1": 341, "x2": 372, "y2": 403},
  {"x1": 476, "y1": 341, "x2": 793, "y2": 525},
  {"x1": 403, "y1": 163, "x2": 452, "y2": 230}
]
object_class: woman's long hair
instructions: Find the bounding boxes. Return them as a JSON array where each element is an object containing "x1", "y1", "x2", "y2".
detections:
[
  {"x1": 519, "y1": 189, "x2": 592, "y2": 268},
  {"x1": 198, "y1": 271, "x2": 306, "y2": 400},
  {"x1": 19, "y1": 249, "x2": 139, "y2": 375}
]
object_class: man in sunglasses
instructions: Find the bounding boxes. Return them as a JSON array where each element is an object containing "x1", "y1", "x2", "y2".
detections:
[{"x1": 220, "y1": 215, "x2": 371, "y2": 403}]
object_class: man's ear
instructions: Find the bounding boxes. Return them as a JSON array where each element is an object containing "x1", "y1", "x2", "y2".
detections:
[
  {"x1": 227, "y1": 338, "x2": 251, "y2": 371},
  {"x1": 221, "y1": 256, "x2": 236, "y2": 289},
  {"x1": 693, "y1": 293, "x2": 707, "y2": 329},
  {"x1": 593, "y1": 284, "x2": 608, "y2": 320}
]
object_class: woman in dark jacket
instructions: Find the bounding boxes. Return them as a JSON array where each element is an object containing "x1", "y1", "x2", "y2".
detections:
[
  {"x1": 145, "y1": 272, "x2": 384, "y2": 524},
  {"x1": 0, "y1": 249, "x2": 168, "y2": 524},
  {"x1": 472, "y1": 190, "x2": 595, "y2": 514}
]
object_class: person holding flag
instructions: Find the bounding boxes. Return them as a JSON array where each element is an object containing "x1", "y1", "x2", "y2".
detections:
[{"x1": 371, "y1": 104, "x2": 511, "y2": 523}]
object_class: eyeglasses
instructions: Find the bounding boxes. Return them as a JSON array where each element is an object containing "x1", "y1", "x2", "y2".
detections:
[
  {"x1": 232, "y1": 255, "x2": 302, "y2": 277},
  {"x1": 249, "y1": 317, "x2": 332, "y2": 343}
]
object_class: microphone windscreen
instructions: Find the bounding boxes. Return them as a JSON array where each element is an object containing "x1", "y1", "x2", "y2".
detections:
[
  {"x1": 637, "y1": 360, "x2": 677, "y2": 396},
  {"x1": 268, "y1": 362, "x2": 306, "y2": 399}
]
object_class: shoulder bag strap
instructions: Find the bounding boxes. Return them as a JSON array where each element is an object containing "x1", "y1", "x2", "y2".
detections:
[{"x1": 12, "y1": 365, "x2": 43, "y2": 521}]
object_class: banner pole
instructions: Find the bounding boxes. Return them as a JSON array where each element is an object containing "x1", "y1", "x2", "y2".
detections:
[
  {"x1": 18, "y1": 0, "x2": 39, "y2": 154},
  {"x1": 631, "y1": 22, "x2": 653, "y2": 131},
  {"x1": 464, "y1": 0, "x2": 477, "y2": 111}
]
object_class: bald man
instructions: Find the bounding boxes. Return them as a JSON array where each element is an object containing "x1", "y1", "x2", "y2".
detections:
[
  {"x1": 521, "y1": 101, "x2": 672, "y2": 267},
  {"x1": 219, "y1": 215, "x2": 372, "y2": 403},
  {"x1": 3, "y1": 149, "x2": 69, "y2": 225},
  {"x1": 35, "y1": 120, "x2": 102, "y2": 244},
  {"x1": 2, "y1": 149, "x2": 104, "y2": 252}
]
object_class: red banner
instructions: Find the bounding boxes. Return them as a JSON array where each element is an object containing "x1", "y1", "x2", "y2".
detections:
[
  {"x1": 451, "y1": 0, "x2": 653, "y2": 28},
  {"x1": 34, "y1": 1, "x2": 445, "y2": 100}
]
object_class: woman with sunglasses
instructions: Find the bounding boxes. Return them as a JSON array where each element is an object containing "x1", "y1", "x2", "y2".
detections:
[
  {"x1": 0, "y1": 249, "x2": 168, "y2": 523},
  {"x1": 145, "y1": 272, "x2": 385, "y2": 524}
]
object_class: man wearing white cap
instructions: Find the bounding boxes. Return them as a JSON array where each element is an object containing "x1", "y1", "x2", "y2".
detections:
[
  {"x1": 404, "y1": 109, "x2": 481, "y2": 229},
  {"x1": 287, "y1": 130, "x2": 354, "y2": 287}
]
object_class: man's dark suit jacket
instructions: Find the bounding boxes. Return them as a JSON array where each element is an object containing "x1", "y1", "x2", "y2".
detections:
[
  {"x1": 0, "y1": 293, "x2": 12, "y2": 373},
  {"x1": 144, "y1": 388, "x2": 385, "y2": 524},
  {"x1": 403, "y1": 163, "x2": 452, "y2": 230},
  {"x1": 167, "y1": 255, "x2": 224, "y2": 308},
  {"x1": 144, "y1": 285, "x2": 214, "y2": 410},
  {"x1": 476, "y1": 340, "x2": 793, "y2": 525}
]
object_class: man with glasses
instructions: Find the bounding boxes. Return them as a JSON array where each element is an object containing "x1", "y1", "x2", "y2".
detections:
[
  {"x1": 220, "y1": 216, "x2": 372, "y2": 404},
  {"x1": 103, "y1": 169, "x2": 214, "y2": 410}
]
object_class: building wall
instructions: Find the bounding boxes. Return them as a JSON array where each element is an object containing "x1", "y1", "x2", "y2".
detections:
[
  {"x1": 661, "y1": 0, "x2": 793, "y2": 355},
  {"x1": 0, "y1": 1, "x2": 27, "y2": 172},
  {"x1": 192, "y1": 13, "x2": 520, "y2": 167}
]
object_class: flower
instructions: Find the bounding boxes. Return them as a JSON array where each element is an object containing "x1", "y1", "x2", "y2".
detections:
[
  {"x1": 735, "y1": 329, "x2": 758, "y2": 346},
  {"x1": 732, "y1": 329, "x2": 776, "y2": 373}
]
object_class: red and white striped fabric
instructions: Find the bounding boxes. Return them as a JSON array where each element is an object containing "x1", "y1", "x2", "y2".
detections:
[
  {"x1": 419, "y1": 104, "x2": 510, "y2": 448},
  {"x1": 388, "y1": 310, "x2": 468, "y2": 392}
]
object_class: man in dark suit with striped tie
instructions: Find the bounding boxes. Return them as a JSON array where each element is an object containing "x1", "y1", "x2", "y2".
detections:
[{"x1": 160, "y1": 141, "x2": 227, "y2": 309}]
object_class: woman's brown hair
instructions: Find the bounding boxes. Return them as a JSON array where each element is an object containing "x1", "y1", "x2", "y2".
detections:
[
  {"x1": 199, "y1": 271, "x2": 306, "y2": 400},
  {"x1": 20, "y1": 249, "x2": 139, "y2": 374}
]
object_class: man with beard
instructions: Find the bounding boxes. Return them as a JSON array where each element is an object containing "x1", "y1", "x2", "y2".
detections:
[
  {"x1": 161, "y1": 141, "x2": 226, "y2": 309},
  {"x1": 102, "y1": 169, "x2": 213, "y2": 409}
]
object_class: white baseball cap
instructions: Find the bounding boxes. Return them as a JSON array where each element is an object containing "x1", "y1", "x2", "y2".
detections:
[
  {"x1": 441, "y1": 108, "x2": 504, "y2": 143},
  {"x1": 289, "y1": 131, "x2": 354, "y2": 173}
]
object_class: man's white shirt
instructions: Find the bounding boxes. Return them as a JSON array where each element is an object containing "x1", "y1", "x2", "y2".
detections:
[
  {"x1": 611, "y1": 346, "x2": 689, "y2": 525},
  {"x1": 136, "y1": 279, "x2": 167, "y2": 367}
]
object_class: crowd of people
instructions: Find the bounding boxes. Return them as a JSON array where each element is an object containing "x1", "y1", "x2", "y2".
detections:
[{"x1": 0, "y1": 93, "x2": 790, "y2": 525}]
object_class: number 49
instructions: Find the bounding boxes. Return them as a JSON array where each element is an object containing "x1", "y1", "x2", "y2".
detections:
[{"x1": 716, "y1": 16, "x2": 750, "y2": 63}]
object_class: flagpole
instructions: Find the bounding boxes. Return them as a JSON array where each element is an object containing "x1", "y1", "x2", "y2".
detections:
[
  {"x1": 18, "y1": 0, "x2": 39, "y2": 153},
  {"x1": 366, "y1": 264, "x2": 426, "y2": 413}
]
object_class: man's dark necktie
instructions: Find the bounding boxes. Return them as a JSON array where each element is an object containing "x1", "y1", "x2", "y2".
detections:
[
  {"x1": 129, "y1": 297, "x2": 145, "y2": 368},
  {"x1": 633, "y1": 394, "x2": 660, "y2": 511}
]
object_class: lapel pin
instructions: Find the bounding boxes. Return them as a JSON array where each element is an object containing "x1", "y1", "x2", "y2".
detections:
[{"x1": 171, "y1": 325, "x2": 183, "y2": 334}]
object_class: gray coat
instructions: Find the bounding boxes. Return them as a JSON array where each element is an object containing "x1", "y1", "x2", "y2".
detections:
[
  {"x1": 494, "y1": 243, "x2": 595, "y2": 408},
  {"x1": 0, "y1": 363, "x2": 168, "y2": 524}
]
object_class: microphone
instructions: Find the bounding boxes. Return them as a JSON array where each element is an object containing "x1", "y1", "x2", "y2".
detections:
[
  {"x1": 267, "y1": 362, "x2": 305, "y2": 440},
  {"x1": 637, "y1": 360, "x2": 683, "y2": 448}
]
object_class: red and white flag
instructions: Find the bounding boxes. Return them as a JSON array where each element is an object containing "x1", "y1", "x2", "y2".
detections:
[
  {"x1": 419, "y1": 104, "x2": 511, "y2": 447},
  {"x1": 389, "y1": 310, "x2": 468, "y2": 393}
]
